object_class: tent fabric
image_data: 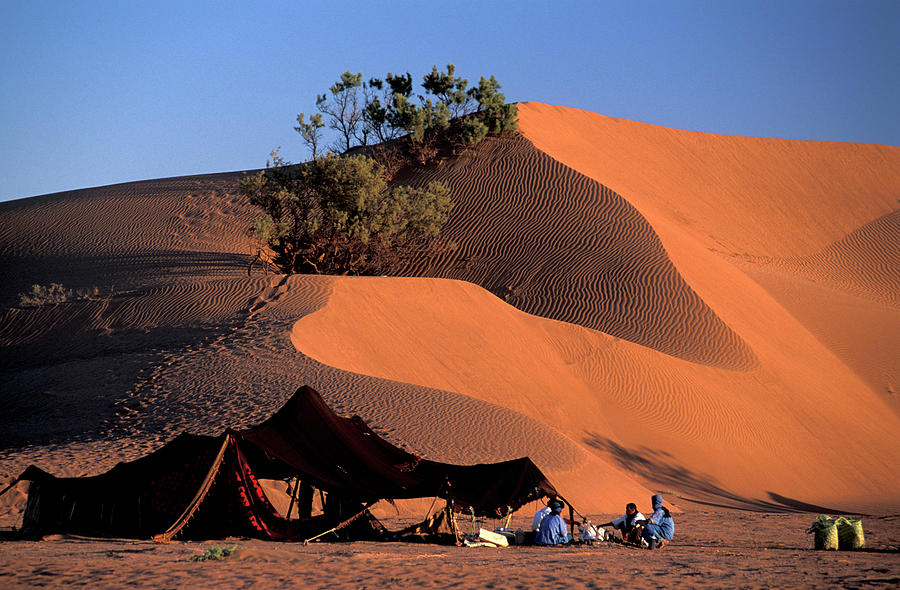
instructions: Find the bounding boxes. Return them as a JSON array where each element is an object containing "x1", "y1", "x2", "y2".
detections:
[
  {"x1": 18, "y1": 433, "x2": 224, "y2": 538},
  {"x1": 236, "y1": 385, "x2": 557, "y2": 516},
  {"x1": 15, "y1": 385, "x2": 558, "y2": 540}
]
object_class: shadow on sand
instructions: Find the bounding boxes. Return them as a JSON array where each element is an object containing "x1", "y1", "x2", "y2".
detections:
[{"x1": 584, "y1": 433, "x2": 859, "y2": 514}]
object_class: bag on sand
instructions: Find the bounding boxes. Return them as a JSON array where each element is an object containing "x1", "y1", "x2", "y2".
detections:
[
  {"x1": 834, "y1": 517, "x2": 865, "y2": 550},
  {"x1": 807, "y1": 516, "x2": 839, "y2": 550}
]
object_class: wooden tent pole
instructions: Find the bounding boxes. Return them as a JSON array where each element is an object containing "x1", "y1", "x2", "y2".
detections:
[
  {"x1": 285, "y1": 476, "x2": 300, "y2": 520},
  {"x1": 0, "y1": 476, "x2": 20, "y2": 499},
  {"x1": 554, "y1": 493, "x2": 581, "y2": 542},
  {"x1": 301, "y1": 502, "x2": 375, "y2": 545},
  {"x1": 152, "y1": 434, "x2": 232, "y2": 543}
]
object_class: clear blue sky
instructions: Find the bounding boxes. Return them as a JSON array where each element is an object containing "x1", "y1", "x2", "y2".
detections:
[{"x1": 2, "y1": 0, "x2": 898, "y2": 202}]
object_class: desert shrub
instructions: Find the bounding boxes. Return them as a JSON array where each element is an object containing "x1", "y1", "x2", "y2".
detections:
[
  {"x1": 240, "y1": 151, "x2": 451, "y2": 276},
  {"x1": 244, "y1": 63, "x2": 512, "y2": 276},
  {"x1": 190, "y1": 545, "x2": 237, "y2": 562},
  {"x1": 296, "y1": 63, "x2": 518, "y2": 164},
  {"x1": 17, "y1": 283, "x2": 100, "y2": 307}
]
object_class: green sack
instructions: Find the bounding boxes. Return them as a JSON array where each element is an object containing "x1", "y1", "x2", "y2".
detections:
[
  {"x1": 808, "y1": 515, "x2": 839, "y2": 550},
  {"x1": 834, "y1": 517, "x2": 865, "y2": 550}
]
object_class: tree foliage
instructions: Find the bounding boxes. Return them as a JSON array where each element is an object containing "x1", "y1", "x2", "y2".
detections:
[
  {"x1": 242, "y1": 64, "x2": 514, "y2": 276},
  {"x1": 297, "y1": 64, "x2": 518, "y2": 164},
  {"x1": 240, "y1": 151, "x2": 451, "y2": 275}
]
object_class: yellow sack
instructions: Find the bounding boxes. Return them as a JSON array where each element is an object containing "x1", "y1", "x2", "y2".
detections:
[
  {"x1": 807, "y1": 515, "x2": 839, "y2": 551},
  {"x1": 834, "y1": 517, "x2": 865, "y2": 550}
]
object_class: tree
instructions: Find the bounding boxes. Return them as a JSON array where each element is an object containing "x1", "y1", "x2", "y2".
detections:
[
  {"x1": 309, "y1": 71, "x2": 367, "y2": 153},
  {"x1": 241, "y1": 63, "x2": 516, "y2": 275},
  {"x1": 297, "y1": 65, "x2": 517, "y2": 162},
  {"x1": 240, "y1": 152, "x2": 452, "y2": 275},
  {"x1": 294, "y1": 113, "x2": 324, "y2": 159}
]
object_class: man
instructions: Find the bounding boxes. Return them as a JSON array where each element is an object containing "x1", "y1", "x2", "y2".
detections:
[
  {"x1": 640, "y1": 494, "x2": 675, "y2": 549},
  {"x1": 534, "y1": 499, "x2": 570, "y2": 545},
  {"x1": 598, "y1": 502, "x2": 645, "y2": 542},
  {"x1": 532, "y1": 501, "x2": 552, "y2": 532}
]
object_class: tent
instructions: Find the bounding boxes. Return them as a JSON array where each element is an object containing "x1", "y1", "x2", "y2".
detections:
[{"x1": 6, "y1": 386, "x2": 558, "y2": 542}]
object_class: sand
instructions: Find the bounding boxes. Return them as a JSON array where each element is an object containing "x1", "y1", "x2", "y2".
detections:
[
  {"x1": 1, "y1": 102, "x2": 898, "y2": 584},
  {"x1": 1, "y1": 510, "x2": 898, "y2": 588}
]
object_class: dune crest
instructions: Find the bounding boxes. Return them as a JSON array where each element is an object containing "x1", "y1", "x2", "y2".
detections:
[
  {"x1": 398, "y1": 134, "x2": 754, "y2": 368},
  {"x1": 517, "y1": 101, "x2": 900, "y2": 258},
  {"x1": 516, "y1": 101, "x2": 900, "y2": 418},
  {"x1": 2, "y1": 102, "x2": 898, "y2": 518}
]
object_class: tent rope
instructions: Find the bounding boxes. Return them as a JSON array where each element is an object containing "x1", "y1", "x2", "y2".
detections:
[
  {"x1": 302, "y1": 502, "x2": 375, "y2": 545},
  {"x1": 152, "y1": 433, "x2": 232, "y2": 543}
]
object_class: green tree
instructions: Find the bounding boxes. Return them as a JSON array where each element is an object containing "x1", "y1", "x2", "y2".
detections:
[
  {"x1": 240, "y1": 63, "x2": 518, "y2": 275},
  {"x1": 299, "y1": 65, "x2": 517, "y2": 162},
  {"x1": 240, "y1": 153, "x2": 452, "y2": 275},
  {"x1": 294, "y1": 113, "x2": 324, "y2": 158},
  {"x1": 305, "y1": 71, "x2": 367, "y2": 154}
]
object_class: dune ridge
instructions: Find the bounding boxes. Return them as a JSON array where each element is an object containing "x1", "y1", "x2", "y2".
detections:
[
  {"x1": 399, "y1": 134, "x2": 755, "y2": 369},
  {"x1": 0, "y1": 172, "x2": 257, "y2": 308},
  {"x1": 516, "y1": 102, "x2": 900, "y2": 258},
  {"x1": 1, "y1": 102, "x2": 898, "y2": 517},
  {"x1": 516, "y1": 101, "x2": 899, "y2": 415},
  {"x1": 0, "y1": 273, "x2": 652, "y2": 513}
]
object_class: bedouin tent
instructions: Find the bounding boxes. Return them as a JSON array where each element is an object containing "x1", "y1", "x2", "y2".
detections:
[{"x1": 5, "y1": 386, "x2": 559, "y2": 542}]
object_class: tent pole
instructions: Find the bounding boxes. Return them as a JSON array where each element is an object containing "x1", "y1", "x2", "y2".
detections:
[
  {"x1": 286, "y1": 476, "x2": 299, "y2": 520},
  {"x1": 0, "y1": 476, "x2": 20, "y2": 500},
  {"x1": 152, "y1": 433, "x2": 232, "y2": 543},
  {"x1": 554, "y1": 493, "x2": 581, "y2": 541},
  {"x1": 423, "y1": 494, "x2": 439, "y2": 522},
  {"x1": 446, "y1": 501, "x2": 461, "y2": 545},
  {"x1": 302, "y1": 502, "x2": 375, "y2": 545}
]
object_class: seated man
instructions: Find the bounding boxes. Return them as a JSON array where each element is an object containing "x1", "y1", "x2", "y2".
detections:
[
  {"x1": 534, "y1": 499, "x2": 570, "y2": 545},
  {"x1": 598, "y1": 502, "x2": 645, "y2": 543},
  {"x1": 532, "y1": 500, "x2": 553, "y2": 532},
  {"x1": 640, "y1": 494, "x2": 675, "y2": 549}
]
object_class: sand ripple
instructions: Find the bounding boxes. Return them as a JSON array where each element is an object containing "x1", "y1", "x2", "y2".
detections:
[{"x1": 399, "y1": 135, "x2": 755, "y2": 369}]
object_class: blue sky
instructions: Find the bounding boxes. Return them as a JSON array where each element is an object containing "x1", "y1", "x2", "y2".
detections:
[{"x1": 2, "y1": 0, "x2": 898, "y2": 202}]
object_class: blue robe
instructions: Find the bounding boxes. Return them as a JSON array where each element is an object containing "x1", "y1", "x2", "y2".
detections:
[
  {"x1": 534, "y1": 513, "x2": 569, "y2": 545},
  {"x1": 642, "y1": 494, "x2": 675, "y2": 541}
]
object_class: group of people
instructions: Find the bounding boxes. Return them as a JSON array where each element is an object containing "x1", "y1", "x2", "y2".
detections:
[{"x1": 531, "y1": 494, "x2": 675, "y2": 549}]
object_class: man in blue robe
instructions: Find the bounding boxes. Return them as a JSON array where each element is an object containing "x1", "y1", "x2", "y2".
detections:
[
  {"x1": 534, "y1": 499, "x2": 570, "y2": 545},
  {"x1": 640, "y1": 494, "x2": 675, "y2": 549}
]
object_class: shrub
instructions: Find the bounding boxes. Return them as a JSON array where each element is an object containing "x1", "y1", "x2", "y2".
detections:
[
  {"x1": 240, "y1": 151, "x2": 451, "y2": 276},
  {"x1": 190, "y1": 545, "x2": 237, "y2": 562},
  {"x1": 17, "y1": 283, "x2": 100, "y2": 307},
  {"x1": 244, "y1": 63, "x2": 511, "y2": 276},
  {"x1": 298, "y1": 64, "x2": 518, "y2": 164}
]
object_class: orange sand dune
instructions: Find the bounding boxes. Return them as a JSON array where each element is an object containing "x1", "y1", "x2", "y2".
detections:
[
  {"x1": 292, "y1": 276, "x2": 899, "y2": 513},
  {"x1": 1, "y1": 102, "x2": 898, "y2": 522},
  {"x1": 0, "y1": 173, "x2": 258, "y2": 308},
  {"x1": 517, "y1": 102, "x2": 900, "y2": 258},
  {"x1": 398, "y1": 135, "x2": 754, "y2": 368},
  {"x1": 516, "y1": 101, "x2": 900, "y2": 420}
]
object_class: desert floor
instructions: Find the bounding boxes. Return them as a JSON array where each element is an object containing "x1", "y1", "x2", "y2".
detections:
[{"x1": 1, "y1": 508, "x2": 898, "y2": 589}]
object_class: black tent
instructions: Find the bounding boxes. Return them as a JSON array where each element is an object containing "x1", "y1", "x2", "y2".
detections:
[{"x1": 8, "y1": 386, "x2": 558, "y2": 541}]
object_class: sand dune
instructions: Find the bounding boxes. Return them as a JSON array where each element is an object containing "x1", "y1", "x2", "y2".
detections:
[
  {"x1": 0, "y1": 172, "x2": 257, "y2": 309},
  {"x1": 398, "y1": 135, "x2": 755, "y2": 369},
  {"x1": 516, "y1": 102, "x2": 900, "y2": 258},
  {"x1": 1, "y1": 102, "x2": 898, "y2": 521}
]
